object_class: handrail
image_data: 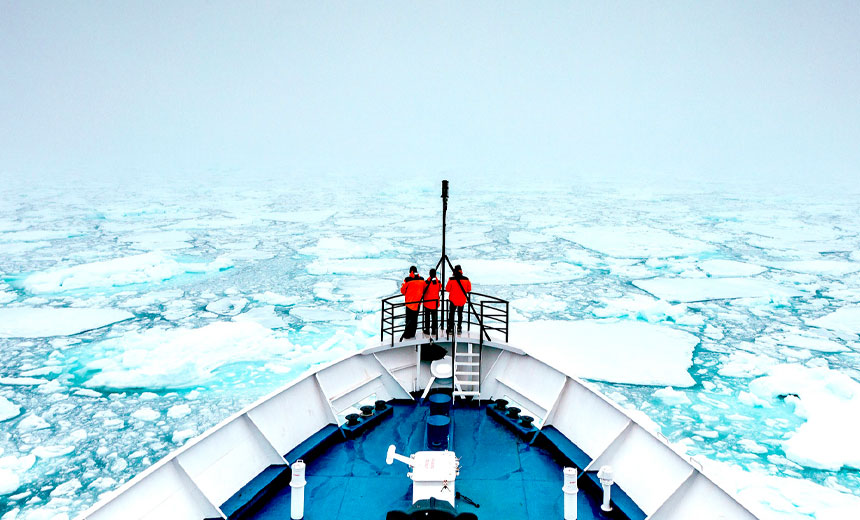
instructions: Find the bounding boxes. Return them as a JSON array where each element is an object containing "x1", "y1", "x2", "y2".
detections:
[{"x1": 380, "y1": 291, "x2": 509, "y2": 346}]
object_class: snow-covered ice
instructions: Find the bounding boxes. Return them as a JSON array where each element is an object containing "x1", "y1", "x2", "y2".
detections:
[
  {"x1": 633, "y1": 276, "x2": 803, "y2": 303},
  {"x1": 82, "y1": 321, "x2": 294, "y2": 389},
  {"x1": 19, "y1": 253, "x2": 231, "y2": 294},
  {"x1": 698, "y1": 259, "x2": 767, "y2": 277},
  {"x1": 455, "y1": 259, "x2": 584, "y2": 285},
  {"x1": 0, "y1": 397, "x2": 21, "y2": 421},
  {"x1": 512, "y1": 320, "x2": 698, "y2": 386},
  {"x1": 0, "y1": 308, "x2": 134, "y2": 338},
  {"x1": 806, "y1": 306, "x2": 860, "y2": 336},
  {"x1": 749, "y1": 364, "x2": 860, "y2": 471},
  {"x1": 556, "y1": 225, "x2": 716, "y2": 258}
]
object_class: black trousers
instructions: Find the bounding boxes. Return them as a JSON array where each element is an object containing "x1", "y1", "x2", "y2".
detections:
[
  {"x1": 447, "y1": 305, "x2": 464, "y2": 332},
  {"x1": 403, "y1": 307, "x2": 419, "y2": 339},
  {"x1": 423, "y1": 307, "x2": 437, "y2": 333}
]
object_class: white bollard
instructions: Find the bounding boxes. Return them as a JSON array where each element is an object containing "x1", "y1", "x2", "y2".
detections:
[
  {"x1": 290, "y1": 460, "x2": 307, "y2": 519},
  {"x1": 562, "y1": 467, "x2": 578, "y2": 520},
  {"x1": 597, "y1": 465, "x2": 614, "y2": 512}
]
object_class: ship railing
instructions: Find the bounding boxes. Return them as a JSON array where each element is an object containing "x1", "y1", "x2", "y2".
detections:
[{"x1": 380, "y1": 292, "x2": 509, "y2": 347}]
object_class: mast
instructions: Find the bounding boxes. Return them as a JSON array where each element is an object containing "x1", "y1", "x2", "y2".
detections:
[{"x1": 441, "y1": 180, "x2": 448, "y2": 331}]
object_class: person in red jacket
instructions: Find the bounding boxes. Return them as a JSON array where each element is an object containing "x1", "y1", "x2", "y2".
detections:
[
  {"x1": 445, "y1": 264, "x2": 471, "y2": 334},
  {"x1": 422, "y1": 268, "x2": 441, "y2": 335},
  {"x1": 400, "y1": 266, "x2": 424, "y2": 339}
]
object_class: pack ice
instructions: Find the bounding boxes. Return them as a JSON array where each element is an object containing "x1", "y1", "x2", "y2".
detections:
[
  {"x1": 0, "y1": 308, "x2": 134, "y2": 338},
  {"x1": 512, "y1": 319, "x2": 697, "y2": 386},
  {"x1": 19, "y1": 252, "x2": 231, "y2": 293}
]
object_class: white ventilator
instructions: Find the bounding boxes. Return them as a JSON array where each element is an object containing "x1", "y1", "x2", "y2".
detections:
[
  {"x1": 597, "y1": 465, "x2": 614, "y2": 512},
  {"x1": 290, "y1": 460, "x2": 306, "y2": 519},
  {"x1": 386, "y1": 444, "x2": 459, "y2": 507},
  {"x1": 562, "y1": 467, "x2": 578, "y2": 520}
]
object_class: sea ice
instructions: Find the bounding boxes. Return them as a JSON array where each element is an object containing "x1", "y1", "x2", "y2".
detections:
[
  {"x1": 507, "y1": 231, "x2": 551, "y2": 244},
  {"x1": 262, "y1": 210, "x2": 335, "y2": 223},
  {"x1": 653, "y1": 387, "x2": 691, "y2": 405},
  {"x1": 806, "y1": 306, "x2": 860, "y2": 336},
  {"x1": 205, "y1": 297, "x2": 248, "y2": 316},
  {"x1": 749, "y1": 364, "x2": 860, "y2": 471},
  {"x1": 232, "y1": 306, "x2": 287, "y2": 329},
  {"x1": 20, "y1": 252, "x2": 232, "y2": 294},
  {"x1": 119, "y1": 289, "x2": 184, "y2": 308},
  {"x1": 510, "y1": 295, "x2": 567, "y2": 315},
  {"x1": 307, "y1": 258, "x2": 411, "y2": 275},
  {"x1": 131, "y1": 408, "x2": 160, "y2": 421},
  {"x1": 82, "y1": 321, "x2": 295, "y2": 389},
  {"x1": 453, "y1": 259, "x2": 584, "y2": 285},
  {"x1": 768, "y1": 260, "x2": 860, "y2": 276},
  {"x1": 0, "y1": 468, "x2": 18, "y2": 495},
  {"x1": 633, "y1": 277, "x2": 803, "y2": 303},
  {"x1": 697, "y1": 259, "x2": 767, "y2": 277},
  {"x1": 16, "y1": 414, "x2": 50, "y2": 431},
  {"x1": 511, "y1": 320, "x2": 697, "y2": 386},
  {"x1": 555, "y1": 225, "x2": 715, "y2": 258},
  {"x1": 250, "y1": 291, "x2": 299, "y2": 306},
  {"x1": 298, "y1": 236, "x2": 393, "y2": 259},
  {"x1": 0, "y1": 397, "x2": 21, "y2": 421},
  {"x1": 593, "y1": 294, "x2": 698, "y2": 324},
  {"x1": 121, "y1": 230, "x2": 193, "y2": 250},
  {"x1": 290, "y1": 306, "x2": 354, "y2": 322},
  {"x1": 769, "y1": 331, "x2": 848, "y2": 353},
  {"x1": 0, "y1": 308, "x2": 134, "y2": 338},
  {"x1": 167, "y1": 404, "x2": 191, "y2": 419}
]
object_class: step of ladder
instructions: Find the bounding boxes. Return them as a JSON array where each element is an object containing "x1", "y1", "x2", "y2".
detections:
[{"x1": 453, "y1": 341, "x2": 481, "y2": 399}]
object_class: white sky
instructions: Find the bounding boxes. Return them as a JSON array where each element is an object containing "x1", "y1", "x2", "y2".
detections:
[{"x1": 1, "y1": 1, "x2": 859, "y2": 182}]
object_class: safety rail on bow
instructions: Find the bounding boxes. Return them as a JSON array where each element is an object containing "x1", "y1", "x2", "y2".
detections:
[{"x1": 380, "y1": 291, "x2": 509, "y2": 347}]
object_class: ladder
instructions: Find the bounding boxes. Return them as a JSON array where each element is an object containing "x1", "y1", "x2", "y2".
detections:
[{"x1": 453, "y1": 341, "x2": 481, "y2": 399}]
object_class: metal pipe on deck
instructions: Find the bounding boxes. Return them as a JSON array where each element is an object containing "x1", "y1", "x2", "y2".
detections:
[
  {"x1": 597, "y1": 465, "x2": 614, "y2": 512},
  {"x1": 562, "y1": 467, "x2": 578, "y2": 520},
  {"x1": 290, "y1": 460, "x2": 307, "y2": 519}
]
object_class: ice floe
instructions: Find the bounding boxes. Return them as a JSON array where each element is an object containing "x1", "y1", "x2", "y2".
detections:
[
  {"x1": 806, "y1": 306, "x2": 860, "y2": 336},
  {"x1": 290, "y1": 306, "x2": 354, "y2": 322},
  {"x1": 0, "y1": 396, "x2": 21, "y2": 421},
  {"x1": 82, "y1": 321, "x2": 294, "y2": 389},
  {"x1": 507, "y1": 231, "x2": 552, "y2": 244},
  {"x1": 205, "y1": 297, "x2": 248, "y2": 316},
  {"x1": 121, "y1": 230, "x2": 193, "y2": 250},
  {"x1": 555, "y1": 225, "x2": 715, "y2": 258},
  {"x1": 768, "y1": 259, "x2": 860, "y2": 276},
  {"x1": 251, "y1": 291, "x2": 299, "y2": 306},
  {"x1": 510, "y1": 295, "x2": 567, "y2": 315},
  {"x1": 653, "y1": 387, "x2": 691, "y2": 405},
  {"x1": 454, "y1": 259, "x2": 584, "y2": 285},
  {"x1": 232, "y1": 305, "x2": 287, "y2": 328},
  {"x1": 298, "y1": 236, "x2": 393, "y2": 259},
  {"x1": 749, "y1": 364, "x2": 860, "y2": 471},
  {"x1": 512, "y1": 320, "x2": 697, "y2": 386},
  {"x1": 593, "y1": 294, "x2": 701, "y2": 325},
  {"x1": 0, "y1": 308, "x2": 134, "y2": 338},
  {"x1": 307, "y1": 258, "x2": 411, "y2": 275},
  {"x1": 633, "y1": 277, "x2": 803, "y2": 303},
  {"x1": 698, "y1": 259, "x2": 767, "y2": 277},
  {"x1": 20, "y1": 253, "x2": 231, "y2": 294}
]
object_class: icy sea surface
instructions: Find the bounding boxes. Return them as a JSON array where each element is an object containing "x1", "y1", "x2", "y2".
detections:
[{"x1": 1, "y1": 174, "x2": 860, "y2": 519}]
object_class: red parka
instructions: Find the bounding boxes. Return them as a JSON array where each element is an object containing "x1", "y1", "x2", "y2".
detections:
[
  {"x1": 445, "y1": 276, "x2": 471, "y2": 307},
  {"x1": 401, "y1": 275, "x2": 425, "y2": 311},
  {"x1": 423, "y1": 278, "x2": 441, "y2": 309}
]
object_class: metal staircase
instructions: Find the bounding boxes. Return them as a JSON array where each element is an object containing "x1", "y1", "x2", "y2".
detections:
[{"x1": 453, "y1": 340, "x2": 481, "y2": 399}]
